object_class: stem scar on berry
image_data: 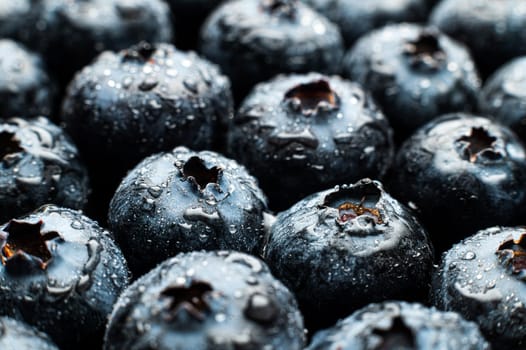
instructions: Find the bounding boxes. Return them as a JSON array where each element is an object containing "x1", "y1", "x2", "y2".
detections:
[
  {"x1": 284, "y1": 80, "x2": 339, "y2": 115},
  {"x1": 0, "y1": 220, "x2": 60, "y2": 269},
  {"x1": 372, "y1": 316, "x2": 416, "y2": 350},
  {"x1": 0, "y1": 131, "x2": 23, "y2": 160},
  {"x1": 456, "y1": 127, "x2": 500, "y2": 163},
  {"x1": 181, "y1": 156, "x2": 223, "y2": 191},
  {"x1": 161, "y1": 280, "x2": 214, "y2": 321},
  {"x1": 323, "y1": 183, "x2": 383, "y2": 224},
  {"x1": 122, "y1": 41, "x2": 156, "y2": 64},
  {"x1": 496, "y1": 234, "x2": 526, "y2": 280},
  {"x1": 260, "y1": 0, "x2": 297, "y2": 19},
  {"x1": 403, "y1": 31, "x2": 446, "y2": 70}
]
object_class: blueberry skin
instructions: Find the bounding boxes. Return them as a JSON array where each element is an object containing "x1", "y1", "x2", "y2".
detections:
[
  {"x1": 62, "y1": 42, "x2": 233, "y2": 184},
  {"x1": 0, "y1": 39, "x2": 56, "y2": 119},
  {"x1": 389, "y1": 113, "x2": 526, "y2": 253},
  {"x1": 307, "y1": 301, "x2": 490, "y2": 350},
  {"x1": 479, "y1": 57, "x2": 526, "y2": 143},
  {"x1": 166, "y1": 0, "x2": 223, "y2": 50},
  {"x1": 22, "y1": 0, "x2": 173, "y2": 87},
  {"x1": 227, "y1": 73, "x2": 394, "y2": 211},
  {"x1": 0, "y1": 317, "x2": 59, "y2": 350},
  {"x1": 104, "y1": 250, "x2": 305, "y2": 350},
  {"x1": 304, "y1": 0, "x2": 430, "y2": 47},
  {"x1": 0, "y1": 205, "x2": 130, "y2": 350},
  {"x1": 432, "y1": 226, "x2": 526, "y2": 350},
  {"x1": 199, "y1": 0, "x2": 344, "y2": 102},
  {"x1": 109, "y1": 146, "x2": 268, "y2": 277},
  {"x1": 430, "y1": 0, "x2": 526, "y2": 78},
  {"x1": 0, "y1": 1, "x2": 39, "y2": 44},
  {"x1": 0, "y1": 117, "x2": 89, "y2": 223},
  {"x1": 342, "y1": 23, "x2": 481, "y2": 141},
  {"x1": 265, "y1": 179, "x2": 434, "y2": 330}
]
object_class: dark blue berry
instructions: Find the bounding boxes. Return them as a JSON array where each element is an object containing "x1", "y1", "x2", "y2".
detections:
[
  {"x1": 0, "y1": 205, "x2": 130, "y2": 349},
  {"x1": 432, "y1": 226, "x2": 526, "y2": 350},
  {"x1": 0, "y1": 117, "x2": 89, "y2": 223},
  {"x1": 342, "y1": 23, "x2": 480, "y2": 141},
  {"x1": 200, "y1": 0, "x2": 344, "y2": 101},
  {"x1": 389, "y1": 113, "x2": 526, "y2": 253},
  {"x1": 307, "y1": 301, "x2": 490, "y2": 350},
  {"x1": 104, "y1": 251, "x2": 305, "y2": 350},
  {"x1": 265, "y1": 179, "x2": 434, "y2": 330},
  {"x1": 227, "y1": 73, "x2": 394, "y2": 211},
  {"x1": 109, "y1": 147, "x2": 268, "y2": 276}
]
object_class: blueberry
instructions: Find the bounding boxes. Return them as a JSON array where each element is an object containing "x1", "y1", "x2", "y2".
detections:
[
  {"x1": 342, "y1": 23, "x2": 481, "y2": 141},
  {"x1": 0, "y1": 39, "x2": 56, "y2": 119},
  {"x1": 264, "y1": 179, "x2": 434, "y2": 330},
  {"x1": 389, "y1": 113, "x2": 526, "y2": 253},
  {"x1": 0, "y1": 1, "x2": 39, "y2": 44},
  {"x1": 199, "y1": 0, "x2": 344, "y2": 101},
  {"x1": 430, "y1": 0, "x2": 526, "y2": 78},
  {"x1": 0, "y1": 205, "x2": 130, "y2": 349},
  {"x1": 23, "y1": 0, "x2": 173, "y2": 87},
  {"x1": 307, "y1": 301, "x2": 490, "y2": 350},
  {"x1": 0, "y1": 317, "x2": 59, "y2": 350},
  {"x1": 62, "y1": 42, "x2": 233, "y2": 221},
  {"x1": 109, "y1": 146, "x2": 268, "y2": 276},
  {"x1": 479, "y1": 57, "x2": 526, "y2": 143},
  {"x1": 432, "y1": 226, "x2": 526, "y2": 350},
  {"x1": 304, "y1": 0, "x2": 431, "y2": 47},
  {"x1": 104, "y1": 250, "x2": 305, "y2": 350},
  {"x1": 227, "y1": 73, "x2": 394, "y2": 211},
  {"x1": 0, "y1": 117, "x2": 89, "y2": 223},
  {"x1": 165, "y1": 0, "x2": 223, "y2": 51}
]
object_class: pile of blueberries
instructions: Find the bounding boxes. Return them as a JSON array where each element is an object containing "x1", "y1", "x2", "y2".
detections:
[{"x1": 1, "y1": 0, "x2": 525, "y2": 349}]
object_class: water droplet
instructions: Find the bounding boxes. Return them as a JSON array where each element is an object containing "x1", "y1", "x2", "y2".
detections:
[{"x1": 462, "y1": 251, "x2": 476, "y2": 260}]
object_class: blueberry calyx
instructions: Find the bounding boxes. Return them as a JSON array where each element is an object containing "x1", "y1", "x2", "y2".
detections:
[
  {"x1": 123, "y1": 41, "x2": 156, "y2": 63},
  {"x1": 496, "y1": 234, "x2": 526, "y2": 280},
  {"x1": 403, "y1": 31, "x2": 446, "y2": 71},
  {"x1": 456, "y1": 127, "x2": 500, "y2": 163},
  {"x1": 181, "y1": 156, "x2": 223, "y2": 191},
  {"x1": 0, "y1": 131, "x2": 23, "y2": 160},
  {"x1": 284, "y1": 80, "x2": 339, "y2": 116},
  {"x1": 0, "y1": 220, "x2": 60, "y2": 271},
  {"x1": 260, "y1": 0, "x2": 297, "y2": 19},
  {"x1": 161, "y1": 280, "x2": 214, "y2": 321},
  {"x1": 371, "y1": 316, "x2": 416, "y2": 350},
  {"x1": 323, "y1": 182, "x2": 383, "y2": 224}
]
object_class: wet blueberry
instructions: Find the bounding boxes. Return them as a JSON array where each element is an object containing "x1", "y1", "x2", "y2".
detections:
[
  {"x1": 165, "y1": 0, "x2": 223, "y2": 50},
  {"x1": 0, "y1": 117, "x2": 89, "y2": 223},
  {"x1": 109, "y1": 147, "x2": 268, "y2": 276},
  {"x1": 342, "y1": 23, "x2": 481, "y2": 141},
  {"x1": 264, "y1": 179, "x2": 434, "y2": 330},
  {"x1": 305, "y1": 0, "x2": 431, "y2": 47},
  {"x1": 307, "y1": 301, "x2": 490, "y2": 350},
  {"x1": 104, "y1": 250, "x2": 305, "y2": 350},
  {"x1": 432, "y1": 226, "x2": 526, "y2": 350},
  {"x1": 389, "y1": 113, "x2": 526, "y2": 253},
  {"x1": 430, "y1": 0, "x2": 526, "y2": 78},
  {"x1": 0, "y1": 317, "x2": 59, "y2": 350},
  {"x1": 0, "y1": 39, "x2": 56, "y2": 119},
  {"x1": 20, "y1": 0, "x2": 173, "y2": 87},
  {"x1": 479, "y1": 57, "x2": 526, "y2": 143},
  {"x1": 62, "y1": 42, "x2": 233, "y2": 221},
  {"x1": 0, "y1": 205, "x2": 130, "y2": 350},
  {"x1": 227, "y1": 73, "x2": 394, "y2": 211},
  {"x1": 199, "y1": 0, "x2": 344, "y2": 101},
  {"x1": 0, "y1": 1, "x2": 40, "y2": 44}
]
